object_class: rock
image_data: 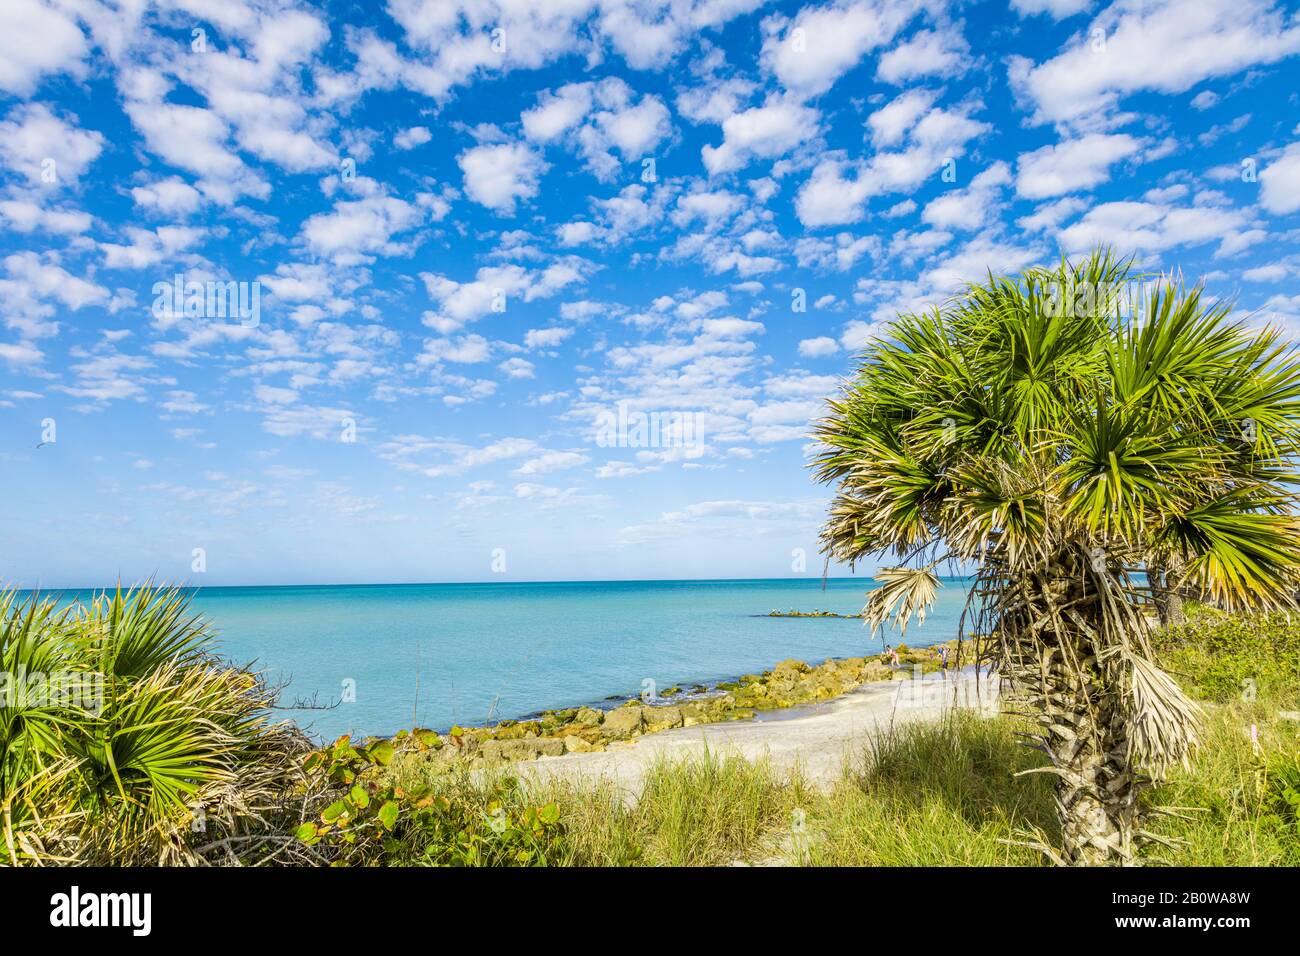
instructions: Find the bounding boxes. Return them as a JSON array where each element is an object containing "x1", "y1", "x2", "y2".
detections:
[
  {"x1": 643, "y1": 705, "x2": 684, "y2": 732},
  {"x1": 573, "y1": 706, "x2": 603, "y2": 726},
  {"x1": 680, "y1": 703, "x2": 708, "y2": 727},
  {"x1": 601, "y1": 705, "x2": 645, "y2": 737},
  {"x1": 862, "y1": 661, "x2": 893, "y2": 682},
  {"x1": 563, "y1": 735, "x2": 596, "y2": 753},
  {"x1": 481, "y1": 737, "x2": 566, "y2": 762}
]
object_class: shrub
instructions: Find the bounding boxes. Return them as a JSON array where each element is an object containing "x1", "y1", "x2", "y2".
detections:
[
  {"x1": 1153, "y1": 608, "x2": 1300, "y2": 704},
  {"x1": 0, "y1": 585, "x2": 308, "y2": 865}
]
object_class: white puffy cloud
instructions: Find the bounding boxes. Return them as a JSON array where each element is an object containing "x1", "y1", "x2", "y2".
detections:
[
  {"x1": 394, "y1": 126, "x2": 433, "y2": 150},
  {"x1": 798, "y1": 336, "x2": 839, "y2": 357},
  {"x1": 761, "y1": 0, "x2": 923, "y2": 99},
  {"x1": 522, "y1": 83, "x2": 593, "y2": 142},
  {"x1": 0, "y1": 104, "x2": 103, "y2": 185},
  {"x1": 1058, "y1": 199, "x2": 1259, "y2": 257},
  {"x1": 702, "y1": 99, "x2": 820, "y2": 175},
  {"x1": 523, "y1": 78, "x2": 672, "y2": 181},
  {"x1": 0, "y1": 199, "x2": 91, "y2": 234},
  {"x1": 1010, "y1": 0, "x2": 1093, "y2": 18},
  {"x1": 300, "y1": 195, "x2": 426, "y2": 263},
  {"x1": 100, "y1": 226, "x2": 207, "y2": 269},
  {"x1": 866, "y1": 88, "x2": 938, "y2": 147},
  {"x1": 1259, "y1": 143, "x2": 1300, "y2": 215},
  {"x1": 0, "y1": 0, "x2": 88, "y2": 95},
  {"x1": 524, "y1": 327, "x2": 573, "y2": 348},
  {"x1": 421, "y1": 260, "x2": 589, "y2": 333},
  {"x1": 923, "y1": 162, "x2": 1011, "y2": 230},
  {"x1": 421, "y1": 334, "x2": 492, "y2": 365},
  {"x1": 1015, "y1": 133, "x2": 1145, "y2": 199},
  {"x1": 797, "y1": 101, "x2": 989, "y2": 226},
  {"x1": 876, "y1": 25, "x2": 971, "y2": 83},
  {"x1": 1009, "y1": 0, "x2": 1300, "y2": 126},
  {"x1": 499, "y1": 356, "x2": 535, "y2": 378},
  {"x1": 458, "y1": 141, "x2": 546, "y2": 214},
  {"x1": 131, "y1": 177, "x2": 204, "y2": 216},
  {"x1": 513, "y1": 451, "x2": 589, "y2": 475}
]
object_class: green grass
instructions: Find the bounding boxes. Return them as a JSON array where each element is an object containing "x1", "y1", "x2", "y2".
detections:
[
  {"x1": 376, "y1": 698, "x2": 1298, "y2": 867},
  {"x1": 382, "y1": 748, "x2": 810, "y2": 866},
  {"x1": 803, "y1": 713, "x2": 1055, "y2": 866},
  {"x1": 1144, "y1": 699, "x2": 1300, "y2": 866}
]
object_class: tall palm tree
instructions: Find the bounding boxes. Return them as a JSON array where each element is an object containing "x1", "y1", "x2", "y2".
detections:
[{"x1": 813, "y1": 250, "x2": 1300, "y2": 864}]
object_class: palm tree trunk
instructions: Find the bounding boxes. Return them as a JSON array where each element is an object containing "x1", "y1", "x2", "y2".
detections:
[
  {"x1": 1151, "y1": 559, "x2": 1186, "y2": 628},
  {"x1": 1040, "y1": 685, "x2": 1139, "y2": 865},
  {"x1": 1002, "y1": 598, "x2": 1143, "y2": 865}
]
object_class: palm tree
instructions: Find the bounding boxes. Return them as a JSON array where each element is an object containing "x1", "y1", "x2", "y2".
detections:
[
  {"x1": 0, "y1": 584, "x2": 307, "y2": 864},
  {"x1": 813, "y1": 250, "x2": 1300, "y2": 864}
]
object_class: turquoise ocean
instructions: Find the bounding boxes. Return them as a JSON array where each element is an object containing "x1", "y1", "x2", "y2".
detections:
[{"x1": 54, "y1": 577, "x2": 973, "y2": 741}]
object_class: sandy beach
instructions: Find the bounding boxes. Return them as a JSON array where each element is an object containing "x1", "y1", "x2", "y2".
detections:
[{"x1": 513, "y1": 668, "x2": 1001, "y2": 799}]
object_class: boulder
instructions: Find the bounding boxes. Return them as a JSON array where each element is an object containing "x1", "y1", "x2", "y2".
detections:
[
  {"x1": 601, "y1": 704, "x2": 645, "y2": 737},
  {"x1": 563, "y1": 735, "x2": 597, "y2": 754},
  {"x1": 643, "y1": 705, "x2": 684, "y2": 733},
  {"x1": 480, "y1": 736, "x2": 565, "y2": 762}
]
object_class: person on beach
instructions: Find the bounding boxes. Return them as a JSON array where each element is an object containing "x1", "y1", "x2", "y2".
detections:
[
  {"x1": 882, "y1": 643, "x2": 893, "y2": 666},
  {"x1": 940, "y1": 646, "x2": 949, "y2": 672}
]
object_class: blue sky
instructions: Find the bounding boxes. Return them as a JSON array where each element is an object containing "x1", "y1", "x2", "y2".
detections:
[{"x1": 1, "y1": 0, "x2": 1299, "y2": 588}]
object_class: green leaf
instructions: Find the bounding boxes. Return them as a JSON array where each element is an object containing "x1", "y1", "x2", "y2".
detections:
[
  {"x1": 378, "y1": 800, "x2": 399, "y2": 830},
  {"x1": 321, "y1": 799, "x2": 348, "y2": 823}
]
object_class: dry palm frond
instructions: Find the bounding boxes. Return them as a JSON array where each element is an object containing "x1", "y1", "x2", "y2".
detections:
[
  {"x1": 1117, "y1": 650, "x2": 1203, "y2": 774},
  {"x1": 863, "y1": 566, "x2": 942, "y2": 638}
]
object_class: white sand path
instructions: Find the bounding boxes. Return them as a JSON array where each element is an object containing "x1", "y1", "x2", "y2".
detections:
[{"x1": 512, "y1": 669, "x2": 1000, "y2": 800}]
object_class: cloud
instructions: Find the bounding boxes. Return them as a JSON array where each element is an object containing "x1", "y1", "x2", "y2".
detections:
[
  {"x1": 459, "y1": 142, "x2": 547, "y2": 213},
  {"x1": 1015, "y1": 132, "x2": 1145, "y2": 198},
  {"x1": 421, "y1": 437, "x2": 540, "y2": 477},
  {"x1": 1010, "y1": 0, "x2": 1093, "y2": 18},
  {"x1": 0, "y1": 104, "x2": 103, "y2": 186},
  {"x1": 797, "y1": 101, "x2": 990, "y2": 226},
  {"x1": 131, "y1": 177, "x2": 204, "y2": 216},
  {"x1": 421, "y1": 260, "x2": 590, "y2": 333},
  {"x1": 394, "y1": 126, "x2": 432, "y2": 150},
  {"x1": 1058, "y1": 199, "x2": 1258, "y2": 257},
  {"x1": 0, "y1": 199, "x2": 91, "y2": 235},
  {"x1": 923, "y1": 161, "x2": 1011, "y2": 230},
  {"x1": 0, "y1": 0, "x2": 88, "y2": 95},
  {"x1": 798, "y1": 336, "x2": 840, "y2": 357},
  {"x1": 524, "y1": 327, "x2": 573, "y2": 348},
  {"x1": 1009, "y1": 0, "x2": 1300, "y2": 126},
  {"x1": 523, "y1": 78, "x2": 672, "y2": 180},
  {"x1": 513, "y1": 451, "x2": 589, "y2": 475},
  {"x1": 761, "y1": 0, "x2": 923, "y2": 99},
  {"x1": 300, "y1": 195, "x2": 427, "y2": 263},
  {"x1": 876, "y1": 25, "x2": 971, "y2": 83},
  {"x1": 1259, "y1": 142, "x2": 1300, "y2": 215},
  {"x1": 422, "y1": 334, "x2": 492, "y2": 364},
  {"x1": 499, "y1": 356, "x2": 535, "y2": 378},
  {"x1": 702, "y1": 98, "x2": 820, "y2": 175}
]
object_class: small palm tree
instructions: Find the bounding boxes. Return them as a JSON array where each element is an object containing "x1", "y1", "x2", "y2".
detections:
[
  {"x1": 0, "y1": 584, "x2": 307, "y2": 864},
  {"x1": 813, "y1": 250, "x2": 1300, "y2": 864}
]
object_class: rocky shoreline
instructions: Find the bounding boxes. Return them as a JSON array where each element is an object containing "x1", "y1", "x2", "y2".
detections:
[{"x1": 381, "y1": 639, "x2": 968, "y2": 768}]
